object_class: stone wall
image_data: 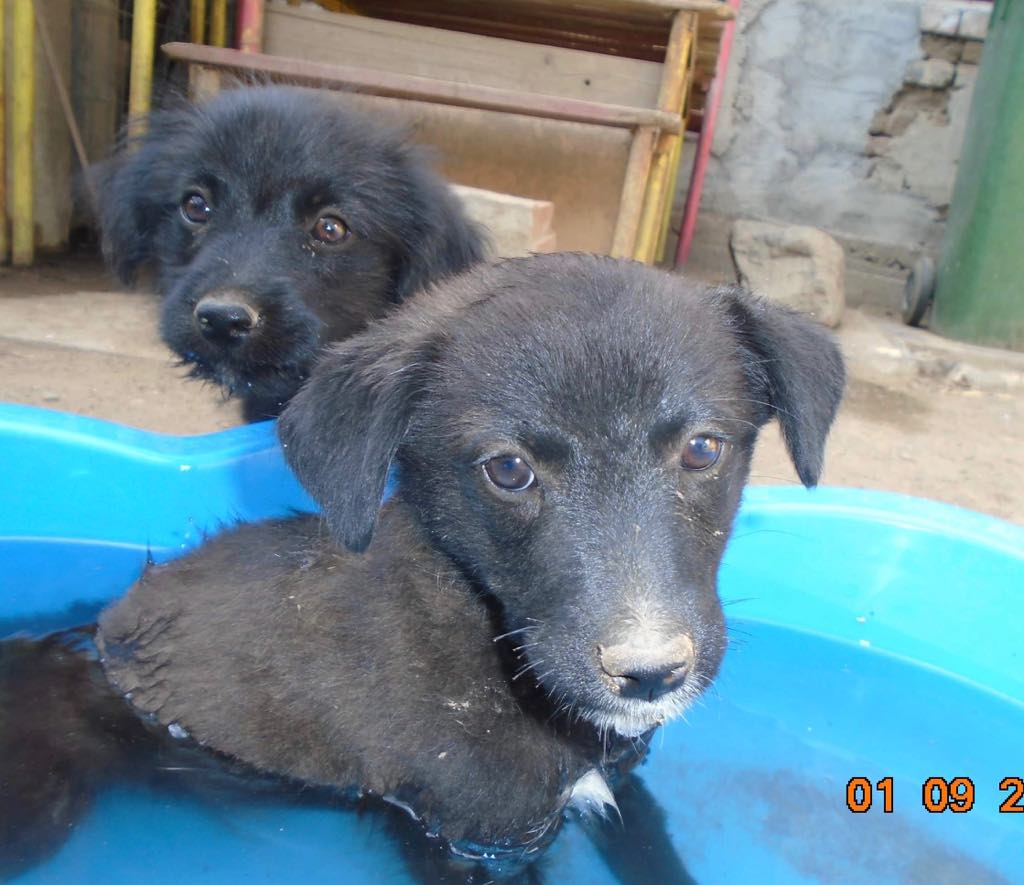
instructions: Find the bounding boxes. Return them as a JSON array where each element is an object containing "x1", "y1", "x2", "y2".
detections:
[
  {"x1": 866, "y1": 2, "x2": 988, "y2": 224},
  {"x1": 685, "y1": 0, "x2": 991, "y2": 307}
]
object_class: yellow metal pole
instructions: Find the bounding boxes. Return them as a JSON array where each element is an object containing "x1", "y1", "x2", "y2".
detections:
[
  {"x1": 655, "y1": 129, "x2": 686, "y2": 263},
  {"x1": 0, "y1": 0, "x2": 7, "y2": 263},
  {"x1": 634, "y1": 13, "x2": 695, "y2": 264},
  {"x1": 10, "y1": 0, "x2": 34, "y2": 266},
  {"x1": 655, "y1": 14, "x2": 700, "y2": 263},
  {"x1": 191, "y1": 0, "x2": 207, "y2": 44},
  {"x1": 210, "y1": 0, "x2": 228, "y2": 47},
  {"x1": 128, "y1": 0, "x2": 158, "y2": 135},
  {"x1": 634, "y1": 145, "x2": 673, "y2": 263}
]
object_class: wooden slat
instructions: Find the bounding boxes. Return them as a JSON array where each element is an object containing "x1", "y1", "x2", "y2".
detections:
[
  {"x1": 189, "y1": 64, "x2": 223, "y2": 101},
  {"x1": 322, "y1": 94, "x2": 633, "y2": 253},
  {"x1": 345, "y1": 0, "x2": 733, "y2": 61},
  {"x1": 354, "y1": 0, "x2": 733, "y2": 21},
  {"x1": 162, "y1": 43, "x2": 683, "y2": 133},
  {"x1": 346, "y1": 1, "x2": 671, "y2": 60},
  {"x1": 611, "y1": 124, "x2": 658, "y2": 257},
  {"x1": 265, "y1": 3, "x2": 663, "y2": 108},
  {"x1": 504, "y1": 0, "x2": 732, "y2": 12},
  {"x1": 350, "y1": 14, "x2": 669, "y2": 60}
]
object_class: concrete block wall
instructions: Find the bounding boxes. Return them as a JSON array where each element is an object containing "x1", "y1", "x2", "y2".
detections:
[{"x1": 684, "y1": 0, "x2": 992, "y2": 310}]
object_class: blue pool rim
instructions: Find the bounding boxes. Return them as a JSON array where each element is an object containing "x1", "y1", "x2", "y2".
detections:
[
  {"x1": 3, "y1": 400, "x2": 1020, "y2": 541},
  {"x1": 3, "y1": 399, "x2": 1020, "y2": 553}
]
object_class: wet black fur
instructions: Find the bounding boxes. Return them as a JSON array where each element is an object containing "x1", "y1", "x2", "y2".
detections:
[
  {"x1": 91, "y1": 254, "x2": 844, "y2": 861},
  {"x1": 0, "y1": 629, "x2": 155, "y2": 878},
  {"x1": 0, "y1": 630, "x2": 514, "y2": 881},
  {"x1": 0, "y1": 627, "x2": 696, "y2": 883},
  {"x1": 95, "y1": 85, "x2": 486, "y2": 421}
]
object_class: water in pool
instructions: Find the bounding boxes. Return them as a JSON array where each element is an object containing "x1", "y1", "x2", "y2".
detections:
[{"x1": 2, "y1": 575, "x2": 1020, "y2": 885}]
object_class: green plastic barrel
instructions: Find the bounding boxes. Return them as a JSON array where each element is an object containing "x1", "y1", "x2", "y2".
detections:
[{"x1": 931, "y1": 0, "x2": 1024, "y2": 351}]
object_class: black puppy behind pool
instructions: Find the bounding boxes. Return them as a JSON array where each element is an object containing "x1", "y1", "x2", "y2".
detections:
[
  {"x1": 96, "y1": 85, "x2": 486, "y2": 422},
  {"x1": 90, "y1": 253, "x2": 845, "y2": 866}
]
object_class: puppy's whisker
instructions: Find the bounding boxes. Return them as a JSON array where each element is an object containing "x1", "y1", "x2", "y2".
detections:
[
  {"x1": 511, "y1": 659, "x2": 545, "y2": 682},
  {"x1": 492, "y1": 625, "x2": 538, "y2": 642},
  {"x1": 706, "y1": 414, "x2": 760, "y2": 431},
  {"x1": 704, "y1": 395, "x2": 799, "y2": 421}
]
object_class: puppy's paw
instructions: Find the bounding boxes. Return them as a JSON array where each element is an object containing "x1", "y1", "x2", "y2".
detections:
[{"x1": 568, "y1": 769, "x2": 620, "y2": 822}]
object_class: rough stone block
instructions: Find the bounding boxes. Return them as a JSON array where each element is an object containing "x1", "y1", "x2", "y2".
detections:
[
  {"x1": 881, "y1": 59, "x2": 976, "y2": 209},
  {"x1": 868, "y1": 159, "x2": 907, "y2": 192},
  {"x1": 451, "y1": 185, "x2": 557, "y2": 258},
  {"x1": 960, "y1": 40, "x2": 984, "y2": 64},
  {"x1": 869, "y1": 108, "x2": 894, "y2": 136},
  {"x1": 921, "y1": 34, "x2": 963, "y2": 63},
  {"x1": 920, "y1": 1, "x2": 963, "y2": 36},
  {"x1": 904, "y1": 57, "x2": 956, "y2": 89},
  {"x1": 865, "y1": 135, "x2": 891, "y2": 157},
  {"x1": 959, "y1": 5, "x2": 990, "y2": 40},
  {"x1": 730, "y1": 220, "x2": 846, "y2": 328},
  {"x1": 883, "y1": 89, "x2": 948, "y2": 137},
  {"x1": 921, "y1": 0, "x2": 990, "y2": 37},
  {"x1": 954, "y1": 62, "x2": 978, "y2": 88}
]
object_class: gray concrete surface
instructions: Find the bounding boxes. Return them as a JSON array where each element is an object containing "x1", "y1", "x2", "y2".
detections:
[
  {"x1": 2, "y1": 256, "x2": 1020, "y2": 525},
  {"x1": 690, "y1": 0, "x2": 989, "y2": 298},
  {"x1": 703, "y1": 0, "x2": 931, "y2": 246}
]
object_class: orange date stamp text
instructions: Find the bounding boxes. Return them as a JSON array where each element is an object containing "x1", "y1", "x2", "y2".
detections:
[{"x1": 845, "y1": 776, "x2": 1024, "y2": 814}]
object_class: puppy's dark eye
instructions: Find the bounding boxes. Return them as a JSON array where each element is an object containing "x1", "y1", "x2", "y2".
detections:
[
  {"x1": 180, "y1": 192, "x2": 211, "y2": 225},
  {"x1": 311, "y1": 214, "x2": 349, "y2": 245},
  {"x1": 681, "y1": 435, "x2": 723, "y2": 470},
  {"x1": 483, "y1": 455, "x2": 536, "y2": 492}
]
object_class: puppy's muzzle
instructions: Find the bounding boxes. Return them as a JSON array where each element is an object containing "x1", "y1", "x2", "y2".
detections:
[
  {"x1": 194, "y1": 292, "x2": 262, "y2": 346},
  {"x1": 598, "y1": 634, "x2": 694, "y2": 702}
]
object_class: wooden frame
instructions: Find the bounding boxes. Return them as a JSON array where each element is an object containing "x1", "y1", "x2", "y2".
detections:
[
  {"x1": 165, "y1": 43, "x2": 682, "y2": 134},
  {"x1": 162, "y1": 0, "x2": 731, "y2": 262}
]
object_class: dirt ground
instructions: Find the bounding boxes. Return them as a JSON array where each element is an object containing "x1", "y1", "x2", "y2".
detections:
[{"x1": 2, "y1": 253, "x2": 1021, "y2": 525}]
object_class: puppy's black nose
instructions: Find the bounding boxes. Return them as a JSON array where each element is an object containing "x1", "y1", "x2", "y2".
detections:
[
  {"x1": 599, "y1": 635, "x2": 695, "y2": 701},
  {"x1": 194, "y1": 294, "x2": 260, "y2": 344}
]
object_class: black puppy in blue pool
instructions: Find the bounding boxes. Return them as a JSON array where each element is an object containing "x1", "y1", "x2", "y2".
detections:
[{"x1": 0, "y1": 255, "x2": 843, "y2": 880}]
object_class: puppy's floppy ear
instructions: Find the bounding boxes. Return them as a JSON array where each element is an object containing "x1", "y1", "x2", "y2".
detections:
[
  {"x1": 92, "y1": 154, "x2": 155, "y2": 285},
  {"x1": 719, "y1": 286, "x2": 846, "y2": 487},
  {"x1": 93, "y1": 110, "x2": 189, "y2": 285},
  {"x1": 391, "y1": 165, "x2": 489, "y2": 302},
  {"x1": 278, "y1": 299, "x2": 454, "y2": 553}
]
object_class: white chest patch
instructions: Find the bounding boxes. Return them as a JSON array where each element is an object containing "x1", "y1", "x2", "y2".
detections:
[{"x1": 568, "y1": 768, "x2": 620, "y2": 821}]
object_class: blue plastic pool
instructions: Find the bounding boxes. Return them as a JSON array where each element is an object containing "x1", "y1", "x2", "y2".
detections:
[{"x1": 2, "y1": 402, "x2": 1022, "y2": 884}]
